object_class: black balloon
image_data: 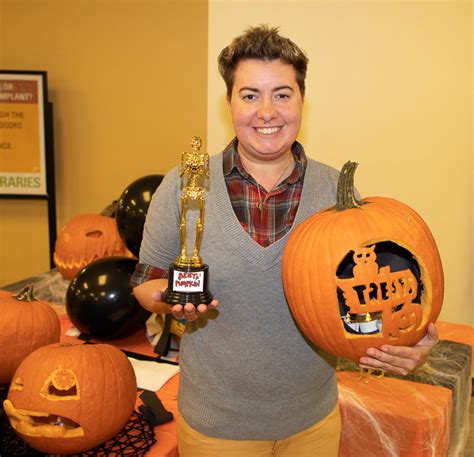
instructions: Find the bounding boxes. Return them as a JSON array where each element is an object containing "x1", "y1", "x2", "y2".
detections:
[
  {"x1": 115, "y1": 174, "x2": 164, "y2": 257},
  {"x1": 66, "y1": 256, "x2": 150, "y2": 339}
]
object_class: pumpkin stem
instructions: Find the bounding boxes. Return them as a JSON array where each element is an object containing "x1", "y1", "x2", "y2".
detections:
[
  {"x1": 335, "y1": 161, "x2": 365, "y2": 211},
  {"x1": 14, "y1": 284, "x2": 36, "y2": 302}
]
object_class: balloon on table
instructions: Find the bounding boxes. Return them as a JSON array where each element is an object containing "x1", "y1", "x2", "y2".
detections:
[
  {"x1": 115, "y1": 174, "x2": 164, "y2": 258},
  {"x1": 66, "y1": 256, "x2": 150, "y2": 339}
]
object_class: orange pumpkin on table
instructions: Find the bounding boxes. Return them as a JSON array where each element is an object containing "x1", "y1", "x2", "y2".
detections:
[
  {"x1": 0, "y1": 285, "x2": 60, "y2": 385},
  {"x1": 54, "y1": 213, "x2": 132, "y2": 280},
  {"x1": 3, "y1": 342, "x2": 137, "y2": 455},
  {"x1": 282, "y1": 161, "x2": 444, "y2": 362}
]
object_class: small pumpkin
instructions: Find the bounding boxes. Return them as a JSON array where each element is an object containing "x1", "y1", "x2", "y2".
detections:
[
  {"x1": 3, "y1": 342, "x2": 137, "y2": 454},
  {"x1": 282, "y1": 161, "x2": 444, "y2": 362},
  {"x1": 54, "y1": 213, "x2": 132, "y2": 280},
  {"x1": 0, "y1": 285, "x2": 60, "y2": 385}
]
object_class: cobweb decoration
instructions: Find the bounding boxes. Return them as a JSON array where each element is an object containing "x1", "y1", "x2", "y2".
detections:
[{"x1": 1, "y1": 384, "x2": 156, "y2": 457}]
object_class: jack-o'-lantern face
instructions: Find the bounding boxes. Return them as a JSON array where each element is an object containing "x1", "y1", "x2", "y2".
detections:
[
  {"x1": 4, "y1": 368, "x2": 83, "y2": 438},
  {"x1": 54, "y1": 214, "x2": 132, "y2": 280},
  {"x1": 4, "y1": 343, "x2": 137, "y2": 455}
]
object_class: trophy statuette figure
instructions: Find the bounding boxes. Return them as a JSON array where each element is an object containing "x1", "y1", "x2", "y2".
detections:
[{"x1": 161, "y1": 136, "x2": 213, "y2": 306}]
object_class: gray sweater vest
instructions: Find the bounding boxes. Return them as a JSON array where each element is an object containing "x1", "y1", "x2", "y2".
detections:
[{"x1": 140, "y1": 152, "x2": 341, "y2": 440}]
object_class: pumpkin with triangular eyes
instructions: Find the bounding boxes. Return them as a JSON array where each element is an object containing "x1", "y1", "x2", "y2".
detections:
[{"x1": 3, "y1": 342, "x2": 137, "y2": 454}]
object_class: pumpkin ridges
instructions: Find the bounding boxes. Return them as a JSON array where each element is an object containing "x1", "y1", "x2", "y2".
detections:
[
  {"x1": 312, "y1": 213, "x2": 341, "y2": 354},
  {"x1": 285, "y1": 215, "x2": 316, "y2": 339},
  {"x1": 360, "y1": 198, "x2": 444, "y2": 320},
  {"x1": 292, "y1": 217, "x2": 318, "y2": 338},
  {"x1": 283, "y1": 166, "x2": 443, "y2": 361},
  {"x1": 7, "y1": 301, "x2": 24, "y2": 383},
  {"x1": 288, "y1": 211, "x2": 333, "y2": 346},
  {"x1": 104, "y1": 346, "x2": 136, "y2": 424},
  {"x1": 298, "y1": 217, "x2": 323, "y2": 343},
  {"x1": 0, "y1": 289, "x2": 60, "y2": 385}
]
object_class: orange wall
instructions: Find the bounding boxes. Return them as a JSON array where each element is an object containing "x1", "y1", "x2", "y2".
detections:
[{"x1": 0, "y1": 0, "x2": 208, "y2": 285}]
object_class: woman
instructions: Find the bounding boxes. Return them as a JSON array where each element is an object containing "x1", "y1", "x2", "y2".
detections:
[{"x1": 132, "y1": 25, "x2": 438, "y2": 456}]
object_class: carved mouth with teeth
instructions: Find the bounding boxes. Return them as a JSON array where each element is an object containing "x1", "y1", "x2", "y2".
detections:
[{"x1": 3, "y1": 399, "x2": 84, "y2": 438}]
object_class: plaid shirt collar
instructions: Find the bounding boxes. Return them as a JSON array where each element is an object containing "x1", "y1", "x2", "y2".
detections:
[{"x1": 222, "y1": 137, "x2": 307, "y2": 184}]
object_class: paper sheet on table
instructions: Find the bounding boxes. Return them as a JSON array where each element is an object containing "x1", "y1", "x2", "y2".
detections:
[{"x1": 128, "y1": 357, "x2": 180, "y2": 391}]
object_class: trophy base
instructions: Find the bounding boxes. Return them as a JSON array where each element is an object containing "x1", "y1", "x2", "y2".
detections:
[{"x1": 162, "y1": 264, "x2": 213, "y2": 306}]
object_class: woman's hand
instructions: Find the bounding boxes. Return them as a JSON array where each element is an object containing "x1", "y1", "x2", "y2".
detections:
[
  {"x1": 134, "y1": 279, "x2": 218, "y2": 321},
  {"x1": 359, "y1": 323, "x2": 439, "y2": 375},
  {"x1": 150, "y1": 288, "x2": 219, "y2": 322},
  {"x1": 168, "y1": 300, "x2": 219, "y2": 322}
]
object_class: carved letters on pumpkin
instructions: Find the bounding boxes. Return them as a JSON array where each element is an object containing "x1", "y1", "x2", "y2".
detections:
[{"x1": 337, "y1": 247, "x2": 422, "y2": 340}]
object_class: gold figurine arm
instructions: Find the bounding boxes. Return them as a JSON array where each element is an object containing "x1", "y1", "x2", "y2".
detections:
[{"x1": 179, "y1": 151, "x2": 186, "y2": 177}]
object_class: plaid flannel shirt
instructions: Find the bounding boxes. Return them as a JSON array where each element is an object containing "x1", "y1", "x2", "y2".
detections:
[{"x1": 131, "y1": 138, "x2": 307, "y2": 286}]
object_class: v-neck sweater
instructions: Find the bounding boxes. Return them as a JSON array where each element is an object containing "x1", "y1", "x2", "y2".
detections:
[{"x1": 140, "y1": 151, "x2": 341, "y2": 440}]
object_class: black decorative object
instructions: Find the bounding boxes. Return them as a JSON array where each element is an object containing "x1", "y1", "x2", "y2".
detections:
[
  {"x1": 115, "y1": 174, "x2": 164, "y2": 257},
  {"x1": 139, "y1": 390, "x2": 174, "y2": 426},
  {"x1": 66, "y1": 256, "x2": 150, "y2": 339}
]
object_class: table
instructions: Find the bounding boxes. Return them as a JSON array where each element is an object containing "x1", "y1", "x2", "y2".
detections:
[
  {"x1": 2, "y1": 270, "x2": 472, "y2": 456},
  {"x1": 58, "y1": 315, "x2": 471, "y2": 457}
]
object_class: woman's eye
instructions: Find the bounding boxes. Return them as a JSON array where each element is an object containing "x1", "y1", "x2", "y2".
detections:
[
  {"x1": 275, "y1": 93, "x2": 290, "y2": 100},
  {"x1": 243, "y1": 94, "x2": 257, "y2": 101}
]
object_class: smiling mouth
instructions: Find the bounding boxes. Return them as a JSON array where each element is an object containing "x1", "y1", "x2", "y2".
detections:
[
  {"x1": 3, "y1": 399, "x2": 84, "y2": 438},
  {"x1": 255, "y1": 126, "x2": 281, "y2": 135}
]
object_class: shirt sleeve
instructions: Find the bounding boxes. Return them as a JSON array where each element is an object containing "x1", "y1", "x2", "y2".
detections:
[{"x1": 130, "y1": 262, "x2": 168, "y2": 288}]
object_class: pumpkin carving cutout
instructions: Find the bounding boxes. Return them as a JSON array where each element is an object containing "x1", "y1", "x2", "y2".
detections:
[
  {"x1": 53, "y1": 213, "x2": 132, "y2": 281},
  {"x1": 282, "y1": 161, "x2": 444, "y2": 362},
  {"x1": 3, "y1": 342, "x2": 137, "y2": 454},
  {"x1": 0, "y1": 285, "x2": 60, "y2": 385}
]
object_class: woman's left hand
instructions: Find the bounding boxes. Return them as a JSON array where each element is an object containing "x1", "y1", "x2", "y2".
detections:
[{"x1": 359, "y1": 323, "x2": 439, "y2": 375}]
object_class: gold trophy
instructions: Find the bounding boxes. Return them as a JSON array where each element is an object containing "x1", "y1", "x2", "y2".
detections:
[{"x1": 162, "y1": 136, "x2": 213, "y2": 306}]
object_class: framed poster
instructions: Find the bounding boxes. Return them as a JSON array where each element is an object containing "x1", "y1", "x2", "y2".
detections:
[
  {"x1": 0, "y1": 71, "x2": 50, "y2": 196},
  {"x1": 0, "y1": 70, "x2": 57, "y2": 267}
]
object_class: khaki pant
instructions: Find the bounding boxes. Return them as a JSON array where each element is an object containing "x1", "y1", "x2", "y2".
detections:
[{"x1": 177, "y1": 404, "x2": 341, "y2": 457}]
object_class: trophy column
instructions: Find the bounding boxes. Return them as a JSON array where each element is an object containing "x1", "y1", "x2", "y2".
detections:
[{"x1": 161, "y1": 136, "x2": 213, "y2": 306}]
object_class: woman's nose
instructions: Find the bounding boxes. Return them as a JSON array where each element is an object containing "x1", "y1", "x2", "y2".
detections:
[{"x1": 257, "y1": 98, "x2": 277, "y2": 122}]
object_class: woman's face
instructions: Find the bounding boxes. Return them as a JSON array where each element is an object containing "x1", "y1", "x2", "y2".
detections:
[{"x1": 228, "y1": 58, "x2": 304, "y2": 164}]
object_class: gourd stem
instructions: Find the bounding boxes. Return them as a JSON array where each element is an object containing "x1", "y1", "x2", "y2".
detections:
[
  {"x1": 335, "y1": 161, "x2": 365, "y2": 211},
  {"x1": 14, "y1": 284, "x2": 36, "y2": 302}
]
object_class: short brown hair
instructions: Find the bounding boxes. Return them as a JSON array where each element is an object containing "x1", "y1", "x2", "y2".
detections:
[{"x1": 218, "y1": 25, "x2": 309, "y2": 98}]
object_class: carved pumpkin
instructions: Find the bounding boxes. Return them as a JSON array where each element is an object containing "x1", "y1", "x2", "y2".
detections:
[
  {"x1": 282, "y1": 161, "x2": 444, "y2": 362},
  {"x1": 0, "y1": 286, "x2": 60, "y2": 385},
  {"x1": 54, "y1": 213, "x2": 132, "y2": 280},
  {"x1": 3, "y1": 342, "x2": 137, "y2": 454}
]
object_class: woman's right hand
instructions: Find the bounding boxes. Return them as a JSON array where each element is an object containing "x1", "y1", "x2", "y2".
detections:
[
  {"x1": 134, "y1": 279, "x2": 219, "y2": 322},
  {"x1": 169, "y1": 299, "x2": 219, "y2": 322}
]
